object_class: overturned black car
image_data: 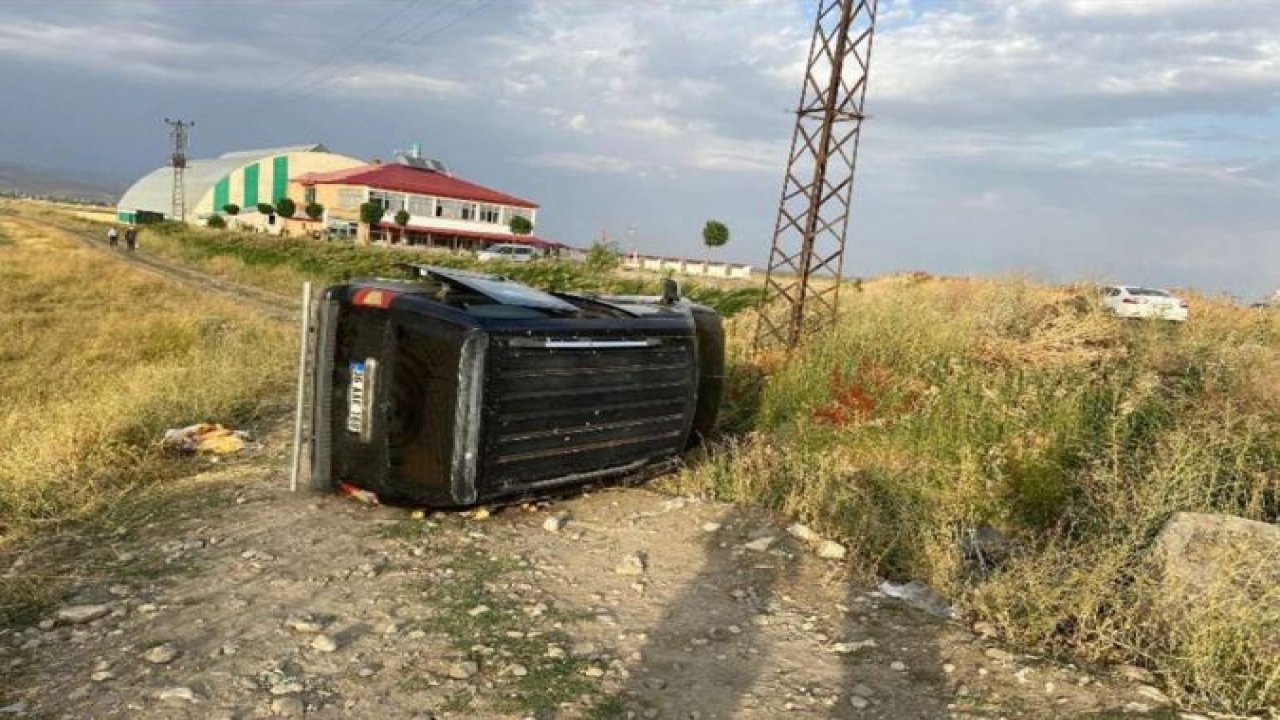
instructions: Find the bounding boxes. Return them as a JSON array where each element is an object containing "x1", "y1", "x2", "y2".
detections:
[{"x1": 307, "y1": 265, "x2": 723, "y2": 508}]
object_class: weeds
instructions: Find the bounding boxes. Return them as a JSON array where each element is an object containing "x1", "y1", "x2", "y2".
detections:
[{"x1": 671, "y1": 275, "x2": 1280, "y2": 713}]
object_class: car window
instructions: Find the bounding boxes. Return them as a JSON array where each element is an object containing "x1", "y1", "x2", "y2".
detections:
[{"x1": 1131, "y1": 288, "x2": 1170, "y2": 297}]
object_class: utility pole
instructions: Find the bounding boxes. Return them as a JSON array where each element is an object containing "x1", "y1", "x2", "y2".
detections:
[
  {"x1": 164, "y1": 118, "x2": 193, "y2": 222},
  {"x1": 753, "y1": 0, "x2": 878, "y2": 352}
]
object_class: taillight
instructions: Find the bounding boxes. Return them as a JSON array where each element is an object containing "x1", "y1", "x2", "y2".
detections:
[
  {"x1": 1180, "y1": 300, "x2": 1189, "y2": 308},
  {"x1": 353, "y1": 288, "x2": 396, "y2": 309}
]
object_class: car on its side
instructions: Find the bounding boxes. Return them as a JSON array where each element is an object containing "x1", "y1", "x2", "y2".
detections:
[
  {"x1": 1101, "y1": 285, "x2": 1188, "y2": 322},
  {"x1": 476, "y1": 243, "x2": 537, "y2": 263}
]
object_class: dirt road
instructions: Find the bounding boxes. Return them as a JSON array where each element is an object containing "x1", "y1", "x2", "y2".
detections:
[{"x1": 1, "y1": 432, "x2": 1168, "y2": 720}]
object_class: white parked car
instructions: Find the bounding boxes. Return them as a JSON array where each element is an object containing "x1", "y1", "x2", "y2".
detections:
[
  {"x1": 477, "y1": 243, "x2": 537, "y2": 263},
  {"x1": 1101, "y1": 286, "x2": 1189, "y2": 322}
]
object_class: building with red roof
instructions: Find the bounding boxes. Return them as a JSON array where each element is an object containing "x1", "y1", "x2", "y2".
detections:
[{"x1": 287, "y1": 149, "x2": 565, "y2": 252}]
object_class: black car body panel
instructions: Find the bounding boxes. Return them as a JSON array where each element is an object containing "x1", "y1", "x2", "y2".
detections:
[{"x1": 310, "y1": 266, "x2": 723, "y2": 508}]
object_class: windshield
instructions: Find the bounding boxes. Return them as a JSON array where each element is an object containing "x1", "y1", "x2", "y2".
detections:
[{"x1": 1129, "y1": 287, "x2": 1171, "y2": 297}]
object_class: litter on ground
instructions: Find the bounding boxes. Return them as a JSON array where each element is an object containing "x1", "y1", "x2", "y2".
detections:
[{"x1": 161, "y1": 423, "x2": 260, "y2": 455}]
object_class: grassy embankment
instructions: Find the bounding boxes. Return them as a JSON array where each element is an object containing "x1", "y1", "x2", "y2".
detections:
[
  {"x1": 0, "y1": 208, "x2": 294, "y2": 621},
  {"x1": 127, "y1": 220, "x2": 763, "y2": 318},
  {"x1": 670, "y1": 275, "x2": 1280, "y2": 714}
]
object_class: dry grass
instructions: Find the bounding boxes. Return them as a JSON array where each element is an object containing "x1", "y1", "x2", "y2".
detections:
[
  {"x1": 668, "y1": 274, "x2": 1280, "y2": 715},
  {"x1": 0, "y1": 212, "x2": 294, "y2": 535}
]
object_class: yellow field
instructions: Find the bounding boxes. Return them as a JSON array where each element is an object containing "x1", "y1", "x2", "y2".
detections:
[{"x1": 0, "y1": 207, "x2": 294, "y2": 535}]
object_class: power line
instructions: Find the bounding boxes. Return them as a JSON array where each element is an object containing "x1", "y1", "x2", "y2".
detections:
[
  {"x1": 278, "y1": 0, "x2": 496, "y2": 107},
  {"x1": 263, "y1": 0, "x2": 421, "y2": 97}
]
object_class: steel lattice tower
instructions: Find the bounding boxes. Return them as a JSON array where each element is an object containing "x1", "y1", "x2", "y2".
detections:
[
  {"x1": 753, "y1": 0, "x2": 877, "y2": 352},
  {"x1": 164, "y1": 118, "x2": 193, "y2": 222}
]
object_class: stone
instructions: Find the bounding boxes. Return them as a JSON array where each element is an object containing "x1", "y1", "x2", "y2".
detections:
[
  {"x1": 56, "y1": 605, "x2": 110, "y2": 625},
  {"x1": 942, "y1": 663, "x2": 956, "y2": 674},
  {"x1": 310, "y1": 635, "x2": 338, "y2": 653},
  {"x1": 0, "y1": 703, "x2": 28, "y2": 715},
  {"x1": 878, "y1": 579, "x2": 954, "y2": 618},
  {"x1": 467, "y1": 605, "x2": 490, "y2": 617},
  {"x1": 984, "y1": 648, "x2": 1015, "y2": 663},
  {"x1": 1136, "y1": 685, "x2": 1171, "y2": 705},
  {"x1": 272, "y1": 697, "x2": 305, "y2": 716},
  {"x1": 156, "y1": 686, "x2": 198, "y2": 703},
  {"x1": 91, "y1": 670, "x2": 115, "y2": 682},
  {"x1": 1116, "y1": 664, "x2": 1155, "y2": 684},
  {"x1": 447, "y1": 660, "x2": 479, "y2": 679},
  {"x1": 615, "y1": 554, "x2": 646, "y2": 576},
  {"x1": 1154, "y1": 512, "x2": 1280, "y2": 611},
  {"x1": 890, "y1": 661, "x2": 907, "y2": 672},
  {"x1": 850, "y1": 683, "x2": 873, "y2": 697},
  {"x1": 972, "y1": 621, "x2": 1000, "y2": 639},
  {"x1": 583, "y1": 666, "x2": 605, "y2": 677},
  {"x1": 816, "y1": 541, "x2": 847, "y2": 560},
  {"x1": 787, "y1": 523, "x2": 822, "y2": 543},
  {"x1": 289, "y1": 620, "x2": 325, "y2": 634},
  {"x1": 543, "y1": 515, "x2": 567, "y2": 533},
  {"x1": 960, "y1": 525, "x2": 1012, "y2": 570},
  {"x1": 143, "y1": 643, "x2": 180, "y2": 665},
  {"x1": 849, "y1": 696, "x2": 870, "y2": 709},
  {"x1": 701, "y1": 522, "x2": 723, "y2": 533},
  {"x1": 829, "y1": 639, "x2": 877, "y2": 654},
  {"x1": 270, "y1": 681, "x2": 304, "y2": 696},
  {"x1": 742, "y1": 536, "x2": 777, "y2": 553},
  {"x1": 510, "y1": 664, "x2": 528, "y2": 677}
]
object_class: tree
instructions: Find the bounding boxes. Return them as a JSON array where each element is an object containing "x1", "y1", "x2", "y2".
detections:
[
  {"x1": 585, "y1": 239, "x2": 620, "y2": 273},
  {"x1": 275, "y1": 197, "x2": 297, "y2": 219},
  {"x1": 702, "y1": 219, "x2": 729, "y2": 249},
  {"x1": 206, "y1": 215, "x2": 226, "y2": 229},
  {"x1": 222, "y1": 203, "x2": 240, "y2": 216},
  {"x1": 509, "y1": 215, "x2": 533, "y2": 236},
  {"x1": 256, "y1": 202, "x2": 275, "y2": 215},
  {"x1": 358, "y1": 202, "x2": 386, "y2": 245},
  {"x1": 304, "y1": 202, "x2": 324, "y2": 221},
  {"x1": 394, "y1": 209, "x2": 411, "y2": 245}
]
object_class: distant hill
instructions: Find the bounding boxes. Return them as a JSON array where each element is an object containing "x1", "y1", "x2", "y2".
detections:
[{"x1": 0, "y1": 162, "x2": 121, "y2": 204}]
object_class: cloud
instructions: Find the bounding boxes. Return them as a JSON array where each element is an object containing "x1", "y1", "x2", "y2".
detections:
[
  {"x1": 327, "y1": 67, "x2": 469, "y2": 99},
  {"x1": 526, "y1": 152, "x2": 642, "y2": 175}
]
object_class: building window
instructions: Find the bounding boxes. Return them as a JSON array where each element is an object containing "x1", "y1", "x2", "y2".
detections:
[
  {"x1": 436, "y1": 198, "x2": 469, "y2": 219},
  {"x1": 479, "y1": 205, "x2": 500, "y2": 224},
  {"x1": 460, "y1": 203, "x2": 477, "y2": 221},
  {"x1": 337, "y1": 189, "x2": 362, "y2": 210},
  {"x1": 369, "y1": 191, "x2": 405, "y2": 211},
  {"x1": 407, "y1": 195, "x2": 432, "y2": 216},
  {"x1": 304, "y1": 187, "x2": 316, "y2": 205}
]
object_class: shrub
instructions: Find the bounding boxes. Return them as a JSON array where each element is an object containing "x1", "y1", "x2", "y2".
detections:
[
  {"x1": 222, "y1": 203, "x2": 240, "y2": 216},
  {"x1": 585, "y1": 240, "x2": 620, "y2": 273},
  {"x1": 304, "y1": 202, "x2": 324, "y2": 220},
  {"x1": 359, "y1": 202, "x2": 385, "y2": 226},
  {"x1": 394, "y1": 209, "x2": 410, "y2": 227},
  {"x1": 274, "y1": 197, "x2": 296, "y2": 219},
  {"x1": 256, "y1": 202, "x2": 275, "y2": 215},
  {"x1": 509, "y1": 215, "x2": 533, "y2": 235},
  {"x1": 206, "y1": 215, "x2": 226, "y2": 229}
]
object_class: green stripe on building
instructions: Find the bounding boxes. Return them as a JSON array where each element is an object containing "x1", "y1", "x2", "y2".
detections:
[
  {"x1": 243, "y1": 163, "x2": 260, "y2": 208},
  {"x1": 117, "y1": 211, "x2": 136, "y2": 223},
  {"x1": 213, "y1": 177, "x2": 229, "y2": 212},
  {"x1": 272, "y1": 156, "x2": 289, "y2": 203}
]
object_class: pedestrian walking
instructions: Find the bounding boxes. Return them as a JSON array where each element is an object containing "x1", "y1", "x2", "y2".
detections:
[
  {"x1": 106, "y1": 226, "x2": 119, "y2": 248},
  {"x1": 124, "y1": 225, "x2": 137, "y2": 252}
]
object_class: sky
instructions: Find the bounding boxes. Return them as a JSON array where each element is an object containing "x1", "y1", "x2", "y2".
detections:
[{"x1": 1, "y1": 0, "x2": 1278, "y2": 298}]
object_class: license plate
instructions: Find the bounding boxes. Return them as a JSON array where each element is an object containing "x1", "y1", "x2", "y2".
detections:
[{"x1": 346, "y1": 361, "x2": 367, "y2": 434}]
